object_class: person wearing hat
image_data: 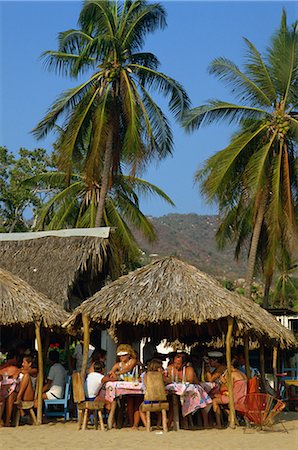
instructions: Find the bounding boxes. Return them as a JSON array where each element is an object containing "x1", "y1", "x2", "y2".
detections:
[
  {"x1": 108, "y1": 344, "x2": 138, "y2": 428},
  {"x1": 204, "y1": 351, "x2": 227, "y2": 384}
]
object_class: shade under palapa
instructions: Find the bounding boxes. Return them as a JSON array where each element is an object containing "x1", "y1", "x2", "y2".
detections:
[
  {"x1": 0, "y1": 267, "x2": 68, "y2": 328},
  {"x1": 64, "y1": 257, "x2": 296, "y2": 349}
]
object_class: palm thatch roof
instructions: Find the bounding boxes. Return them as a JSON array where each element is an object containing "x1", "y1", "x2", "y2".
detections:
[
  {"x1": 0, "y1": 231, "x2": 110, "y2": 309},
  {"x1": 64, "y1": 257, "x2": 296, "y2": 349},
  {"x1": 0, "y1": 268, "x2": 68, "y2": 327}
]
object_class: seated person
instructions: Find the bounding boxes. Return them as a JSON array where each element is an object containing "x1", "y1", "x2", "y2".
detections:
[
  {"x1": 137, "y1": 359, "x2": 164, "y2": 430},
  {"x1": 108, "y1": 344, "x2": 137, "y2": 380},
  {"x1": 15, "y1": 354, "x2": 38, "y2": 405},
  {"x1": 212, "y1": 358, "x2": 247, "y2": 428},
  {"x1": 42, "y1": 350, "x2": 66, "y2": 400},
  {"x1": 108, "y1": 344, "x2": 138, "y2": 427},
  {"x1": 166, "y1": 351, "x2": 198, "y2": 384},
  {"x1": 236, "y1": 352, "x2": 259, "y2": 377},
  {"x1": 204, "y1": 351, "x2": 226, "y2": 384},
  {"x1": 85, "y1": 360, "x2": 111, "y2": 400},
  {"x1": 0, "y1": 357, "x2": 20, "y2": 426}
]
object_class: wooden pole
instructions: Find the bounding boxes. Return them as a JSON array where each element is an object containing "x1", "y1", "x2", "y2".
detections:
[
  {"x1": 81, "y1": 314, "x2": 90, "y2": 379},
  {"x1": 65, "y1": 334, "x2": 73, "y2": 375},
  {"x1": 35, "y1": 321, "x2": 44, "y2": 425},
  {"x1": 226, "y1": 317, "x2": 236, "y2": 429},
  {"x1": 259, "y1": 343, "x2": 266, "y2": 391},
  {"x1": 273, "y1": 346, "x2": 278, "y2": 390},
  {"x1": 244, "y1": 335, "x2": 251, "y2": 379}
]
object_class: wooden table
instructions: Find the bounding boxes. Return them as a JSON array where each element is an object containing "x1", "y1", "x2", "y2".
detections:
[{"x1": 285, "y1": 379, "x2": 298, "y2": 387}]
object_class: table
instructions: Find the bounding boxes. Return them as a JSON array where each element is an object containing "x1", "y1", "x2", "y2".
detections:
[
  {"x1": 100, "y1": 381, "x2": 214, "y2": 430},
  {"x1": 285, "y1": 379, "x2": 298, "y2": 387}
]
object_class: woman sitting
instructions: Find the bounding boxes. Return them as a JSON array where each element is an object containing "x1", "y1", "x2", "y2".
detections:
[
  {"x1": 108, "y1": 344, "x2": 137, "y2": 380},
  {"x1": 137, "y1": 359, "x2": 165, "y2": 430},
  {"x1": 204, "y1": 351, "x2": 227, "y2": 384},
  {"x1": 0, "y1": 357, "x2": 20, "y2": 426},
  {"x1": 166, "y1": 351, "x2": 198, "y2": 384},
  {"x1": 15, "y1": 354, "x2": 38, "y2": 405},
  {"x1": 212, "y1": 358, "x2": 247, "y2": 428},
  {"x1": 108, "y1": 344, "x2": 138, "y2": 428}
]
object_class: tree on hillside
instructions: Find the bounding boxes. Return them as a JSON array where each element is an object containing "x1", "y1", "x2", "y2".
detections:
[
  {"x1": 0, "y1": 147, "x2": 54, "y2": 232},
  {"x1": 33, "y1": 0, "x2": 189, "y2": 227},
  {"x1": 184, "y1": 10, "x2": 298, "y2": 298}
]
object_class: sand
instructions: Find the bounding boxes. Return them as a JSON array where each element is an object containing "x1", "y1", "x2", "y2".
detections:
[{"x1": 1, "y1": 413, "x2": 298, "y2": 450}]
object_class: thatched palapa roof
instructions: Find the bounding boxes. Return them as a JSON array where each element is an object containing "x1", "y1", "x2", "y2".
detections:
[
  {"x1": 0, "y1": 228, "x2": 110, "y2": 309},
  {"x1": 0, "y1": 268, "x2": 68, "y2": 327},
  {"x1": 64, "y1": 257, "x2": 296, "y2": 349}
]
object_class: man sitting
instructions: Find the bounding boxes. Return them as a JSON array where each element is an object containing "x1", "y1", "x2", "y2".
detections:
[{"x1": 42, "y1": 350, "x2": 66, "y2": 400}]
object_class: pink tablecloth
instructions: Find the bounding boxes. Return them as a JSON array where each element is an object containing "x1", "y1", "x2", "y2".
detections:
[
  {"x1": 0, "y1": 378, "x2": 18, "y2": 399},
  {"x1": 100, "y1": 381, "x2": 214, "y2": 417}
]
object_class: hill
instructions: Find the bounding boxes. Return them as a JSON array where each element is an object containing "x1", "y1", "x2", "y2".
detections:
[{"x1": 136, "y1": 213, "x2": 248, "y2": 280}]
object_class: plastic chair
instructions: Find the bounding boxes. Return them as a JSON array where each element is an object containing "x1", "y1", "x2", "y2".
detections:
[
  {"x1": 140, "y1": 371, "x2": 169, "y2": 432},
  {"x1": 72, "y1": 372, "x2": 105, "y2": 431},
  {"x1": 236, "y1": 393, "x2": 286, "y2": 430},
  {"x1": 44, "y1": 374, "x2": 71, "y2": 421}
]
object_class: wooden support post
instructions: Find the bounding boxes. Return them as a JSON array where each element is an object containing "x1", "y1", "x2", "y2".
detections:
[
  {"x1": 226, "y1": 316, "x2": 236, "y2": 429},
  {"x1": 273, "y1": 346, "x2": 278, "y2": 390},
  {"x1": 35, "y1": 321, "x2": 44, "y2": 425},
  {"x1": 260, "y1": 343, "x2": 266, "y2": 391},
  {"x1": 81, "y1": 314, "x2": 90, "y2": 379},
  {"x1": 244, "y1": 335, "x2": 251, "y2": 379}
]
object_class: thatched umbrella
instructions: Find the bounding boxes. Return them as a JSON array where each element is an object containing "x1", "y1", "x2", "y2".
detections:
[
  {"x1": 0, "y1": 267, "x2": 69, "y2": 424},
  {"x1": 64, "y1": 257, "x2": 296, "y2": 428}
]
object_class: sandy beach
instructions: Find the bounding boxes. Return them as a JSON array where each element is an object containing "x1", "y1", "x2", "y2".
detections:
[{"x1": 1, "y1": 413, "x2": 298, "y2": 450}]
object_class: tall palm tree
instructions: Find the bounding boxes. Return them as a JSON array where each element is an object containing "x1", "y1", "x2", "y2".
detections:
[
  {"x1": 27, "y1": 170, "x2": 174, "y2": 275},
  {"x1": 33, "y1": 0, "x2": 189, "y2": 226},
  {"x1": 184, "y1": 10, "x2": 298, "y2": 298}
]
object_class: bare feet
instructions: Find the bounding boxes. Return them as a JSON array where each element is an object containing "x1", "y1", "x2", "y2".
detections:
[{"x1": 131, "y1": 425, "x2": 139, "y2": 431}]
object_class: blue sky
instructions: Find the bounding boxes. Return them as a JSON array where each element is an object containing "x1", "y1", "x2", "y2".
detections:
[{"x1": 1, "y1": 1, "x2": 297, "y2": 217}]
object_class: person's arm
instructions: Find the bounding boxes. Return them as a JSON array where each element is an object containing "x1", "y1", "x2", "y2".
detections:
[
  {"x1": 43, "y1": 366, "x2": 54, "y2": 392},
  {"x1": 107, "y1": 362, "x2": 120, "y2": 375},
  {"x1": 185, "y1": 366, "x2": 196, "y2": 383},
  {"x1": 116, "y1": 358, "x2": 137, "y2": 375}
]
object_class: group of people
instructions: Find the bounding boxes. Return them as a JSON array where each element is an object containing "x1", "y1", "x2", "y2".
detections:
[{"x1": 0, "y1": 339, "x2": 255, "y2": 429}]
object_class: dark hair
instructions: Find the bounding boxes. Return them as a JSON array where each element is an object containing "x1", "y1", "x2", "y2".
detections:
[
  {"x1": 174, "y1": 352, "x2": 188, "y2": 365},
  {"x1": 231, "y1": 357, "x2": 240, "y2": 369},
  {"x1": 210, "y1": 356, "x2": 224, "y2": 365},
  {"x1": 49, "y1": 350, "x2": 59, "y2": 363},
  {"x1": 94, "y1": 360, "x2": 105, "y2": 373},
  {"x1": 92, "y1": 349, "x2": 107, "y2": 363}
]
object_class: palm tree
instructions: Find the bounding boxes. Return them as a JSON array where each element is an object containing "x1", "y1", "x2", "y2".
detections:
[
  {"x1": 184, "y1": 10, "x2": 298, "y2": 298},
  {"x1": 33, "y1": 0, "x2": 189, "y2": 226},
  {"x1": 27, "y1": 169, "x2": 174, "y2": 275}
]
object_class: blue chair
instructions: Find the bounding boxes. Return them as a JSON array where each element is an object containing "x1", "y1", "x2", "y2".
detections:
[{"x1": 44, "y1": 374, "x2": 71, "y2": 421}]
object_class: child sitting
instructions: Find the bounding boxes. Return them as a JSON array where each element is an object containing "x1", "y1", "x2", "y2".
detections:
[{"x1": 85, "y1": 360, "x2": 110, "y2": 401}]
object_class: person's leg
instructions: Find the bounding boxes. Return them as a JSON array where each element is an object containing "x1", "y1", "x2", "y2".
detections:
[
  {"x1": 201, "y1": 404, "x2": 211, "y2": 428},
  {"x1": 139, "y1": 405, "x2": 147, "y2": 427},
  {"x1": 16, "y1": 374, "x2": 34, "y2": 402},
  {"x1": 0, "y1": 395, "x2": 5, "y2": 425},
  {"x1": 167, "y1": 396, "x2": 174, "y2": 429},
  {"x1": 4, "y1": 392, "x2": 16, "y2": 426},
  {"x1": 132, "y1": 397, "x2": 143, "y2": 429},
  {"x1": 212, "y1": 398, "x2": 223, "y2": 428}
]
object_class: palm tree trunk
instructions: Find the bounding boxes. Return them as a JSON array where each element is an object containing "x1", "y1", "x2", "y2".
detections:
[
  {"x1": 263, "y1": 270, "x2": 273, "y2": 309},
  {"x1": 95, "y1": 128, "x2": 113, "y2": 227},
  {"x1": 244, "y1": 194, "x2": 266, "y2": 298}
]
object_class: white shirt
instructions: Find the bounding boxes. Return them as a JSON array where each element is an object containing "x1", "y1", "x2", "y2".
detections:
[
  {"x1": 85, "y1": 372, "x2": 104, "y2": 398},
  {"x1": 73, "y1": 343, "x2": 95, "y2": 371},
  {"x1": 47, "y1": 363, "x2": 66, "y2": 398}
]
